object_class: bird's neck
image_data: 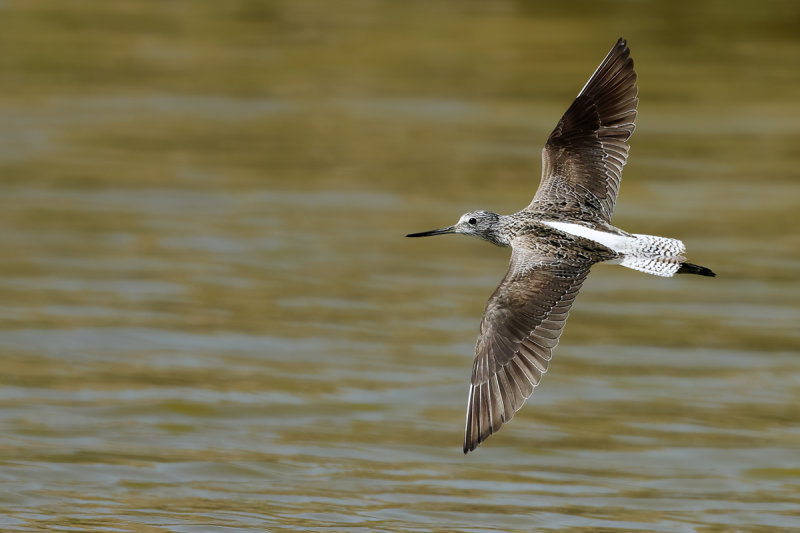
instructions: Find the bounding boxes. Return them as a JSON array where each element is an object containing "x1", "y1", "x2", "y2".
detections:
[{"x1": 479, "y1": 215, "x2": 513, "y2": 247}]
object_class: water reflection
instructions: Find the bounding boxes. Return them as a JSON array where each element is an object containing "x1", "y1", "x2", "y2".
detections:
[{"x1": 1, "y1": 1, "x2": 799, "y2": 531}]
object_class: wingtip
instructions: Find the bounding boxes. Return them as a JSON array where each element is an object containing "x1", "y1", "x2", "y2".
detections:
[
  {"x1": 615, "y1": 37, "x2": 630, "y2": 56},
  {"x1": 463, "y1": 441, "x2": 477, "y2": 454}
]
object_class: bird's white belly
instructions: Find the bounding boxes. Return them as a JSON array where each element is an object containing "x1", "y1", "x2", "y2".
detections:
[{"x1": 540, "y1": 220, "x2": 635, "y2": 254}]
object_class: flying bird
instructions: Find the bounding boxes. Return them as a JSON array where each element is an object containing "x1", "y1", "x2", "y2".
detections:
[{"x1": 407, "y1": 38, "x2": 715, "y2": 454}]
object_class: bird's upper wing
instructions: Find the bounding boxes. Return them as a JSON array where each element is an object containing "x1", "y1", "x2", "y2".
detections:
[
  {"x1": 463, "y1": 244, "x2": 595, "y2": 453},
  {"x1": 528, "y1": 38, "x2": 638, "y2": 222}
]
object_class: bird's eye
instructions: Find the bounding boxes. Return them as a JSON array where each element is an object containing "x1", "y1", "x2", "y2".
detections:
[{"x1": 468, "y1": 218, "x2": 477, "y2": 225}]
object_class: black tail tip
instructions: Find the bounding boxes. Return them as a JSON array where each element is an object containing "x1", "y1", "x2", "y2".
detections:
[{"x1": 677, "y1": 262, "x2": 716, "y2": 277}]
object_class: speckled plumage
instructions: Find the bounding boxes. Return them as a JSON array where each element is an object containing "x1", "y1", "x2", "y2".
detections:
[{"x1": 406, "y1": 38, "x2": 715, "y2": 454}]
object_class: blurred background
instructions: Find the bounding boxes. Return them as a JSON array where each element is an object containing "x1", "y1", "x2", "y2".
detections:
[{"x1": 1, "y1": 1, "x2": 799, "y2": 531}]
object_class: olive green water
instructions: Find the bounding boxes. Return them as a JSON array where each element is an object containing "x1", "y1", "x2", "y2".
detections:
[{"x1": 1, "y1": 2, "x2": 799, "y2": 531}]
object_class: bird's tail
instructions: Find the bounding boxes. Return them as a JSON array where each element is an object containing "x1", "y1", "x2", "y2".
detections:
[
  {"x1": 618, "y1": 234, "x2": 715, "y2": 278},
  {"x1": 676, "y1": 262, "x2": 716, "y2": 277}
]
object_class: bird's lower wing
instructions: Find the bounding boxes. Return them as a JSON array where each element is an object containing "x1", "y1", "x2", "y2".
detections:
[{"x1": 464, "y1": 247, "x2": 593, "y2": 453}]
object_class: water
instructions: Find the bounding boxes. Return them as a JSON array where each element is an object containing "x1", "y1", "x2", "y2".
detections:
[{"x1": 1, "y1": 1, "x2": 799, "y2": 531}]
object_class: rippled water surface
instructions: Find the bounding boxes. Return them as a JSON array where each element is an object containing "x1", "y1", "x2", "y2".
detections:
[{"x1": 1, "y1": 2, "x2": 799, "y2": 531}]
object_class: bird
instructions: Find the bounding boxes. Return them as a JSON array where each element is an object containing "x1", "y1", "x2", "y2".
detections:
[{"x1": 406, "y1": 38, "x2": 715, "y2": 454}]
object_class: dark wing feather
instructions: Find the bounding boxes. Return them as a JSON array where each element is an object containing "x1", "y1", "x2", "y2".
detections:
[
  {"x1": 529, "y1": 37, "x2": 638, "y2": 222},
  {"x1": 463, "y1": 246, "x2": 593, "y2": 453}
]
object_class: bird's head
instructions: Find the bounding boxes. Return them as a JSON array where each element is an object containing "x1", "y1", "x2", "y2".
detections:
[{"x1": 406, "y1": 210, "x2": 508, "y2": 246}]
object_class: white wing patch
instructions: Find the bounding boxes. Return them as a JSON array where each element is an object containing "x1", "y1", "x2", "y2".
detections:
[
  {"x1": 541, "y1": 220, "x2": 687, "y2": 278},
  {"x1": 541, "y1": 221, "x2": 634, "y2": 252}
]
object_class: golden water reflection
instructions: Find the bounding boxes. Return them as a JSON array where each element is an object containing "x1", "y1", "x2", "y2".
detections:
[{"x1": 1, "y1": 1, "x2": 799, "y2": 531}]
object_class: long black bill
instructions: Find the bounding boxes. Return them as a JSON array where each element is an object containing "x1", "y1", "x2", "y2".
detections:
[{"x1": 406, "y1": 226, "x2": 455, "y2": 238}]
